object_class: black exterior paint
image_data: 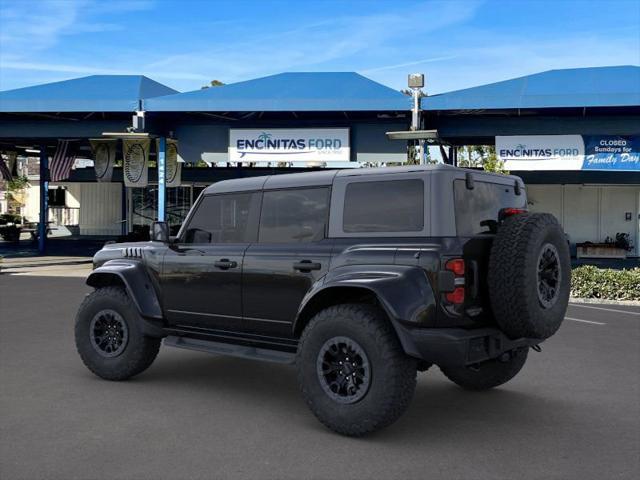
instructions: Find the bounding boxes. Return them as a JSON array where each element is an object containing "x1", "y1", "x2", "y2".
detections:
[{"x1": 87, "y1": 166, "x2": 533, "y2": 366}]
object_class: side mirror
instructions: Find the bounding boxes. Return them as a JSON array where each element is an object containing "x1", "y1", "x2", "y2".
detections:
[{"x1": 151, "y1": 221, "x2": 169, "y2": 243}]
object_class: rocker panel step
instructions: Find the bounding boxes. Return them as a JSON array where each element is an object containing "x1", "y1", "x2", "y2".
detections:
[{"x1": 164, "y1": 335, "x2": 296, "y2": 364}]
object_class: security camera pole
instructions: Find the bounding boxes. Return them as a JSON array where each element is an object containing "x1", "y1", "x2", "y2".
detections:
[{"x1": 408, "y1": 73, "x2": 425, "y2": 164}]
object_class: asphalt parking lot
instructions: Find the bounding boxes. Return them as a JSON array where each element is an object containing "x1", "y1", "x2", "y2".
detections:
[{"x1": 1, "y1": 274, "x2": 638, "y2": 480}]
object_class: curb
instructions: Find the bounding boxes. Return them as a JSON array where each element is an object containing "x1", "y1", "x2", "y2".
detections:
[
  {"x1": 569, "y1": 296, "x2": 640, "y2": 307},
  {"x1": 0, "y1": 259, "x2": 92, "y2": 270}
]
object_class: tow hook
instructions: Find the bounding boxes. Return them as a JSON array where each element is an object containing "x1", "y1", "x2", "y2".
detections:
[{"x1": 531, "y1": 344, "x2": 542, "y2": 353}]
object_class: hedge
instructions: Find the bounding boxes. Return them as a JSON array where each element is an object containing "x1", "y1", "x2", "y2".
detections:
[{"x1": 571, "y1": 265, "x2": 640, "y2": 301}]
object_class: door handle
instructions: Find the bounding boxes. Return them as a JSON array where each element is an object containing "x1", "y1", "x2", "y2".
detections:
[
  {"x1": 214, "y1": 258, "x2": 238, "y2": 270},
  {"x1": 293, "y1": 260, "x2": 322, "y2": 272}
]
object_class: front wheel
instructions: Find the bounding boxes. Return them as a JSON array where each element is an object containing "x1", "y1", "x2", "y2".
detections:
[
  {"x1": 296, "y1": 304, "x2": 417, "y2": 437},
  {"x1": 75, "y1": 286, "x2": 161, "y2": 381},
  {"x1": 440, "y1": 348, "x2": 529, "y2": 391}
]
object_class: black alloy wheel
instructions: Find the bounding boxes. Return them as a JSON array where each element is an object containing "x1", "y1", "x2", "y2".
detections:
[
  {"x1": 537, "y1": 243, "x2": 561, "y2": 308},
  {"x1": 89, "y1": 309, "x2": 129, "y2": 358},
  {"x1": 316, "y1": 336, "x2": 371, "y2": 404}
]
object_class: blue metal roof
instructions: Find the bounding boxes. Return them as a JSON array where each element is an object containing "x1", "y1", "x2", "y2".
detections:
[
  {"x1": 0, "y1": 75, "x2": 178, "y2": 113},
  {"x1": 145, "y1": 72, "x2": 410, "y2": 112},
  {"x1": 421, "y1": 66, "x2": 640, "y2": 111}
]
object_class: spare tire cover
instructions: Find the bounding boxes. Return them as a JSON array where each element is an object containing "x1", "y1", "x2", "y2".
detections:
[{"x1": 488, "y1": 213, "x2": 570, "y2": 340}]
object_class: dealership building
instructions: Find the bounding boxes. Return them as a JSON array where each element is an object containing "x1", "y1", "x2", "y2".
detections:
[
  {"x1": 0, "y1": 66, "x2": 638, "y2": 258},
  {"x1": 421, "y1": 65, "x2": 639, "y2": 257}
]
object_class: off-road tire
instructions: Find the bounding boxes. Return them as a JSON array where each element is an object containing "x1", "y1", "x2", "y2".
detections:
[
  {"x1": 440, "y1": 348, "x2": 529, "y2": 391},
  {"x1": 488, "y1": 213, "x2": 570, "y2": 340},
  {"x1": 296, "y1": 304, "x2": 417, "y2": 437},
  {"x1": 75, "y1": 286, "x2": 161, "y2": 381}
]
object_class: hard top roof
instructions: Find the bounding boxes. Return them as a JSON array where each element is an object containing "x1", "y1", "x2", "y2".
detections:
[{"x1": 201, "y1": 164, "x2": 504, "y2": 195}]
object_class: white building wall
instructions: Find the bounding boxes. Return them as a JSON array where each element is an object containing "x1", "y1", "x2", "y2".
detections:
[
  {"x1": 562, "y1": 185, "x2": 599, "y2": 244},
  {"x1": 78, "y1": 183, "x2": 122, "y2": 235},
  {"x1": 528, "y1": 184, "x2": 640, "y2": 256},
  {"x1": 23, "y1": 182, "x2": 40, "y2": 222},
  {"x1": 21, "y1": 181, "x2": 122, "y2": 235}
]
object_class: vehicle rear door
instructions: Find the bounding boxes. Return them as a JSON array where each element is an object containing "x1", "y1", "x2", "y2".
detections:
[
  {"x1": 161, "y1": 192, "x2": 260, "y2": 331},
  {"x1": 242, "y1": 187, "x2": 333, "y2": 338}
]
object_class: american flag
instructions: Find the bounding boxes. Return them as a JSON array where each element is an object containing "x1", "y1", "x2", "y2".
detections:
[
  {"x1": 50, "y1": 140, "x2": 77, "y2": 182},
  {"x1": 0, "y1": 156, "x2": 12, "y2": 181}
]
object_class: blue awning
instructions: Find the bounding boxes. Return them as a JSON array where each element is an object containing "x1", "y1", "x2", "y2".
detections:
[
  {"x1": 145, "y1": 72, "x2": 410, "y2": 112},
  {"x1": 421, "y1": 66, "x2": 640, "y2": 111},
  {"x1": 0, "y1": 75, "x2": 178, "y2": 113}
]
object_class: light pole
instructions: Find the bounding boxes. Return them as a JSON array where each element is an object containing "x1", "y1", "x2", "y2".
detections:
[{"x1": 408, "y1": 73, "x2": 425, "y2": 164}]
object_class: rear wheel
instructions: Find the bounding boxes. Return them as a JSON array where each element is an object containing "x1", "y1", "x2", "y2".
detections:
[
  {"x1": 297, "y1": 304, "x2": 416, "y2": 437},
  {"x1": 75, "y1": 286, "x2": 161, "y2": 381},
  {"x1": 440, "y1": 348, "x2": 528, "y2": 391}
]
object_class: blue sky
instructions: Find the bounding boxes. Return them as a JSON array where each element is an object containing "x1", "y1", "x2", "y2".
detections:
[{"x1": 0, "y1": 0, "x2": 638, "y2": 94}]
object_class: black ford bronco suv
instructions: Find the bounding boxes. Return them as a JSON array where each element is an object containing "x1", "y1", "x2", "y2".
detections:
[{"x1": 75, "y1": 165, "x2": 570, "y2": 436}]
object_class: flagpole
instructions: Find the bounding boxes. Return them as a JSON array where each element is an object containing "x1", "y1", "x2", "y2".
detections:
[
  {"x1": 157, "y1": 137, "x2": 166, "y2": 223},
  {"x1": 38, "y1": 146, "x2": 48, "y2": 254}
]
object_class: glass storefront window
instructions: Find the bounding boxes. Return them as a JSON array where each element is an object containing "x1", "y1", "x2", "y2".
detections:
[
  {"x1": 166, "y1": 187, "x2": 191, "y2": 234},
  {"x1": 130, "y1": 186, "x2": 193, "y2": 238}
]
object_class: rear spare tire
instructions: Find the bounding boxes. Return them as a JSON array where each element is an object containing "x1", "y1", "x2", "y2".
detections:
[{"x1": 488, "y1": 213, "x2": 570, "y2": 340}]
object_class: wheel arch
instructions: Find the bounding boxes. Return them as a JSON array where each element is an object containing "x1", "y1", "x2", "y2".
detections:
[
  {"x1": 86, "y1": 260, "x2": 163, "y2": 321},
  {"x1": 293, "y1": 285, "x2": 388, "y2": 337}
]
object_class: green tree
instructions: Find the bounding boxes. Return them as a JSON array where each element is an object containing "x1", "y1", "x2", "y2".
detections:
[
  {"x1": 456, "y1": 145, "x2": 509, "y2": 174},
  {"x1": 201, "y1": 80, "x2": 225, "y2": 89},
  {"x1": 482, "y1": 146, "x2": 509, "y2": 174}
]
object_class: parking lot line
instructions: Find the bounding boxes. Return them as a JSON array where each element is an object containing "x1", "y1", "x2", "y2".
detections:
[
  {"x1": 569, "y1": 303, "x2": 640, "y2": 316},
  {"x1": 565, "y1": 316, "x2": 606, "y2": 325}
]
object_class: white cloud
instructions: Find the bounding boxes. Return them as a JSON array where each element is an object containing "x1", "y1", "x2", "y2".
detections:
[
  {"x1": 361, "y1": 55, "x2": 459, "y2": 74},
  {"x1": 0, "y1": 0, "x2": 152, "y2": 61},
  {"x1": 136, "y1": 0, "x2": 484, "y2": 90}
]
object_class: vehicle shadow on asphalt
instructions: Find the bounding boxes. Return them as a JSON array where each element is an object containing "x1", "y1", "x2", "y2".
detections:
[{"x1": 124, "y1": 351, "x2": 573, "y2": 442}]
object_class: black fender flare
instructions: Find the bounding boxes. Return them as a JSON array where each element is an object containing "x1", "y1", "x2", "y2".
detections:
[
  {"x1": 293, "y1": 265, "x2": 437, "y2": 355},
  {"x1": 86, "y1": 259, "x2": 165, "y2": 337}
]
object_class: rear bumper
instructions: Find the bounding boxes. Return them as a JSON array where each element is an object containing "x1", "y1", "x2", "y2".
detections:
[{"x1": 396, "y1": 324, "x2": 540, "y2": 367}]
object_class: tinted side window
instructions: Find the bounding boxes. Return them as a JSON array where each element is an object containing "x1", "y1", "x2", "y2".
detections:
[
  {"x1": 183, "y1": 193, "x2": 259, "y2": 243},
  {"x1": 343, "y1": 179, "x2": 424, "y2": 233},
  {"x1": 259, "y1": 188, "x2": 329, "y2": 243},
  {"x1": 454, "y1": 179, "x2": 526, "y2": 235}
]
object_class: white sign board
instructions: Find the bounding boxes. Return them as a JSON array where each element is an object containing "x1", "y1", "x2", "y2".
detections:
[
  {"x1": 497, "y1": 135, "x2": 585, "y2": 170},
  {"x1": 229, "y1": 128, "x2": 350, "y2": 162}
]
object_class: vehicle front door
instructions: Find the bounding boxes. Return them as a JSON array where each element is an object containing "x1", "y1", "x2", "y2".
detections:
[
  {"x1": 161, "y1": 191, "x2": 260, "y2": 331},
  {"x1": 242, "y1": 187, "x2": 333, "y2": 338}
]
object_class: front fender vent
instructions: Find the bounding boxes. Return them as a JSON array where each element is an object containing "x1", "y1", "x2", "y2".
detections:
[{"x1": 123, "y1": 247, "x2": 143, "y2": 258}]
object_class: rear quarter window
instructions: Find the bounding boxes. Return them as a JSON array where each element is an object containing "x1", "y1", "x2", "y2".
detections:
[
  {"x1": 343, "y1": 179, "x2": 424, "y2": 233},
  {"x1": 454, "y1": 179, "x2": 526, "y2": 235}
]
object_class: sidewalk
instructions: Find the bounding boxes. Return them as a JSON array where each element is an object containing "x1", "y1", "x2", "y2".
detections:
[
  {"x1": 0, "y1": 255, "x2": 92, "y2": 269},
  {"x1": 0, "y1": 257, "x2": 92, "y2": 277}
]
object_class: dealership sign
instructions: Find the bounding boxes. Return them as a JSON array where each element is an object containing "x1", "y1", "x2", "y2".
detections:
[
  {"x1": 229, "y1": 128, "x2": 350, "y2": 162},
  {"x1": 582, "y1": 136, "x2": 640, "y2": 170},
  {"x1": 497, "y1": 135, "x2": 584, "y2": 170},
  {"x1": 497, "y1": 135, "x2": 640, "y2": 171}
]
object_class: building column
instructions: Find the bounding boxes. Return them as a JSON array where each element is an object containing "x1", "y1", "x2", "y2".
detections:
[
  {"x1": 157, "y1": 137, "x2": 166, "y2": 222},
  {"x1": 38, "y1": 146, "x2": 48, "y2": 254}
]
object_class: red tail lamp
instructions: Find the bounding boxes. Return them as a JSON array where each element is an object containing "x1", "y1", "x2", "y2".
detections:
[
  {"x1": 499, "y1": 207, "x2": 528, "y2": 220},
  {"x1": 445, "y1": 258, "x2": 465, "y2": 276},
  {"x1": 446, "y1": 287, "x2": 465, "y2": 304}
]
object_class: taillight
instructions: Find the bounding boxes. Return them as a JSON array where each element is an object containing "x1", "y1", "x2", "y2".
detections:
[
  {"x1": 446, "y1": 287, "x2": 465, "y2": 304},
  {"x1": 444, "y1": 258, "x2": 465, "y2": 304},
  {"x1": 499, "y1": 207, "x2": 528, "y2": 221},
  {"x1": 445, "y1": 258, "x2": 465, "y2": 276}
]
